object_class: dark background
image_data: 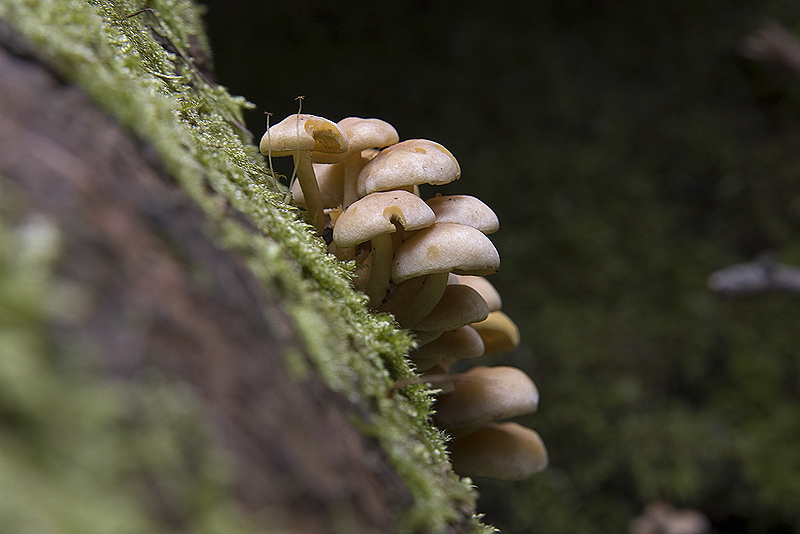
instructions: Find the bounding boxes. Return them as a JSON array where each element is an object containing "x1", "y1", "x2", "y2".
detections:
[{"x1": 199, "y1": 1, "x2": 800, "y2": 532}]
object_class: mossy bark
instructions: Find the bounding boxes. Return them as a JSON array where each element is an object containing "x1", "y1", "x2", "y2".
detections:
[{"x1": 0, "y1": 2, "x2": 487, "y2": 533}]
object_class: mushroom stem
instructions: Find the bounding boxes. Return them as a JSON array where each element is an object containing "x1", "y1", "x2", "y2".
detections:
[
  {"x1": 341, "y1": 152, "x2": 369, "y2": 208},
  {"x1": 293, "y1": 151, "x2": 326, "y2": 235},
  {"x1": 365, "y1": 232, "x2": 394, "y2": 307}
]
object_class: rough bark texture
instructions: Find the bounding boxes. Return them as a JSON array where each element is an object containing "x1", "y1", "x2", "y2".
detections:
[{"x1": 0, "y1": 23, "x2": 413, "y2": 534}]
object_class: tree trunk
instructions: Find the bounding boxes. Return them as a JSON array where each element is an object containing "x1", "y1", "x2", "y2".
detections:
[{"x1": 0, "y1": 21, "x2": 418, "y2": 534}]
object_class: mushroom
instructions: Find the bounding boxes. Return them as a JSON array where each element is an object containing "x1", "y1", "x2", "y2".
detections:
[
  {"x1": 260, "y1": 113, "x2": 348, "y2": 234},
  {"x1": 290, "y1": 161, "x2": 345, "y2": 210},
  {"x1": 470, "y1": 311, "x2": 520, "y2": 355},
  {"x1": 448, "y1": 422, "x2": 548, "y2": 481},
  {"x1": 426, "y1": 194, "x2": 500, "y2": 234},
  {"x1": 333, "y1": 190, "x2": 435, "y2": 306},
  {"x1": 327, "y1": 117, "x2": 400, "y2": 207},
  {"x1": 388, "y1": 222, "x2": 500, "y2": 327},
  {"x1": 449, "y1": 275, "x2": 502, "y2": 312},
  {"x1": 357, "y1": 139, "x2": 461, "y2": 198},
  {"x1": 393, "y1": 223, "x2": 500, "y2": 282},
  {"x1": 408, "y1": 325, "x2": 485, "y2": 371},
  {"x1": 433, "y1": 365, "x2": 538, "y2": 431},
  {"x1": 411, "y1": 283, "x2": 489, "y2": 332}
]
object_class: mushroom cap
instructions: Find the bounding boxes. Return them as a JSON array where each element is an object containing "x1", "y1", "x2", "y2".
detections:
[
  {"x1": 393, "y1": 222, "x2": 500, "y2": 284},
  {"x1": 448, "y1": 422, "x2": 548, "y2": 481},
  {"x1": 357, "y1": 139, "x2": 461, "y2": 197},
  {"x1": 410, "y1": 325, "x2": 485, "y2": 364},
  {"x1": 312, "y1": 117, "x2": 399, "y2": 163},
  {"x1": 433, "y1": 365, "x2": 539, "y2": 429},
  {"x1": 260, "y1": 114, "x2": 348, "y2": 157},
  {"x1": 377, "y1": 272, "x2": 450, "y2": 328},
  {"x1": 333, "y1": 190, "x2": 435, "y2": 247},
  {"x1": 412, "y1": 284, "x2": 489, "y2": 332},
  {"x1": 450, "y1": 275, "x2": 502, "y2": 312},
  {"x1": 426, "y1": 194, "x2": 500, "y2": 234},
  {"x1": 471, "y1": 311, "x2": 520, "y2": 355}
]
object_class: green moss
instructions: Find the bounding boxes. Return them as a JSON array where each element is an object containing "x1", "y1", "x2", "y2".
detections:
[{"x1": 0, "y1": 0, "x2": 489, "y2": 532}]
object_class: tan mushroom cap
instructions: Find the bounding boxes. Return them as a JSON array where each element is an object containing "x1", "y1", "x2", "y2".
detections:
[
  {"x1": 333, "y1": 190, "x2": 436, "y2": 247},
  {"x1": 260, "y1": 114, "x2": 348, "y2": 157},
  {"x1": 471, "y1": 311, "x2": 520, "y2": 355},
  {"x1": 426, "y1": 194, "x2": 500, "y2": 234},
  {"x1": 450, "y1": 275, "x2": 502, "y2": 312},
  {"x1": 378, "y1": 273, "x2": 450, "y2": 328},
  {"x1": 393, "y1": 222, "x2": 500, "y2": 284},
  {"x1": 433, "y1": 365, "x2": 539, "y2": 430},
  {"x1": 412, "y1": 284, "x2": 489, "y2": 332},
  {"x1": 312, "y1": 117, "x2": 399, "y2": 163},
  {"x1": 448, "y1": 422, "x2": 548, "y2": 481},
  {"x1": 409, "y1": 326, "x2": 485, "y2": 370},
  {"x1": 357, "y1": 139, "x2": 461, "y2": 197}
]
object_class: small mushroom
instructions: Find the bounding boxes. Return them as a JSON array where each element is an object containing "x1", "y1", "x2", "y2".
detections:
[
  {"x1": 388, "y1": 222, "x2": 500, "y2": 327},
  {"x1": 333, "y1": 190, "x2": 435, "y2": 306},
  {"x1": 409, "y1": 325, "x2": 485, "y2": 371},
  {"x1": 357, "y1": 139, "x2": 461, "y2": 198},
  {"x1": 393, "y1": 223, "x2": 500, "y2": 282},
  {"x1": 433, "y1": 365, "x2": 539, "y2": 431},
  {"x1": 260, "y1": 113, "x2": 348, "y2": 234},
  {"x1": 426, "y1": 194, "x2": 500, "y2": 234},
  {"x1": 448, "y1": 422, "x2": 548, "y2": 481},
  {"x1": 411, "y1": 284, "x2": 489, "y2": 332},
  {"x1": 328, "y1": 117, "x2": 400, "y2": 207},
  {"x1": 471, "y1": 311, "x2": 520, "y2": 355},
  {"x1": 449, "y1": 275, "x2": 502, "y2": 312},
  {"x1": 290, "y1": 162, "x2": 345, "y2": 210}
]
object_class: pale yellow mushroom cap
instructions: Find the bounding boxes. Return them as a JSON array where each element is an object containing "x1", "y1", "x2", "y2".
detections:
[
  {"x1": 260, "y1": 114, "x2": 348, "y2": 157},
  {"x1": 433, "y1": 365, "x2": 539, "y2": 430},
  {"x1": 311, "y1": 117, "x2": 399, "y2": 164},
  {"x1": 412, "y1": 284, "x2": 489, "y2": 332},
  {"x1": 471, "y1": 310, "x2": 520, "y2": 355},
  {"x1": 333, "y1": 190, "x2": 435, "y2": 248},
  {"x1": 357, "y1": 139, "x2": 461, "y2": 197},
  {"x1": 426, "y1": 194, "x2": 500, "y2": 234},
  {"x1": 450, "y1": 275, "x2": 502, "y2": 312},
  {"x1": 409, "y1": 325, "x2": 485, "y2": 368},
  {"x1": 393, "y1": 222, "x2": 500, "y2": 284},
  {"x1": 448, "y1": 422, "x2": 548, "y2": 481}
]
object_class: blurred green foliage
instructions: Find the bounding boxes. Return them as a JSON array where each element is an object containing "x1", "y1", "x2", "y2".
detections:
[{"x1": 201, "y1": 1, "x2": 800, "y2": 532}]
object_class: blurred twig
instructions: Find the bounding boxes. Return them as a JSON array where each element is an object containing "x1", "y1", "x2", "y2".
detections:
[{"x1": 741, "y1": 21, "x2": 800, "y2": 75}]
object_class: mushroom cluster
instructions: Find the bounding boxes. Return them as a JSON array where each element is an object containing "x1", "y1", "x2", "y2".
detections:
[{"x1": 260, "y1": 113, "x2": 547, "y2": 481}]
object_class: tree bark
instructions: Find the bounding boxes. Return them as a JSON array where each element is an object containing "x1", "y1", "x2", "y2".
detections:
[{"x1": 0, "y1": 21, "x2": 414, "y2": 534}]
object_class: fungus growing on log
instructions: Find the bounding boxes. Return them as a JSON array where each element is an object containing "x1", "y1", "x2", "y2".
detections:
[
  {"x1": 426, "y1": 194, "x2": 500, "y2": 234},
  {"x1": 448, "y1": 422, "x2": 548, "y2": 481},
  {"x1": 260, "y1": 113, "x2": 348, "y2": 234},
  {"x1": 332, "y1": 117, "x2": 400, "y2": 207},
  {"x1": 262, "y1": 109, "x2": 545, "y2": 483},
  {"x1": 433, "y1": 365, "x2": 539, "y2": 432},
  {"x1": 357, "y1": 139, "x2": 461, "y2": 197},
  {"x1": 333, "y1": 190, "x2": 435, "y2": 306}
]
